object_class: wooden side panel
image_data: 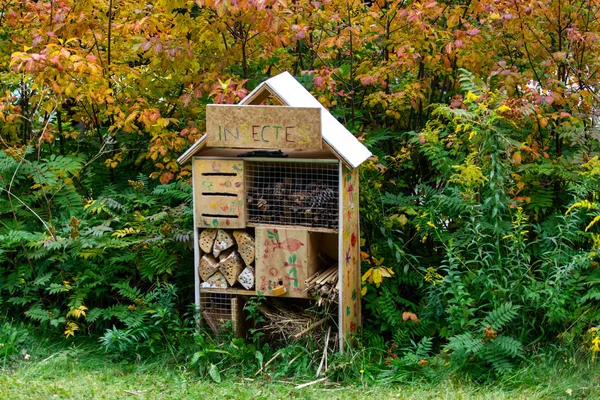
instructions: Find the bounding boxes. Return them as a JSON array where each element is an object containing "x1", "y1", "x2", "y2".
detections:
[
  {"x1": 206, "y1": 105, "x2": 322, "y2": 150},
  {"x1": 194, "y1": 159, "x2": 246, "y2": 229},
  {"x1": 339, "y1": 166, "x2": 361, "y2": 350},
  {"x1": 255, "y1": 228, "x2": 312, "y2": 298},
  {"x1": 193, "y1": 168, "x2": 201, "y2": 326}
]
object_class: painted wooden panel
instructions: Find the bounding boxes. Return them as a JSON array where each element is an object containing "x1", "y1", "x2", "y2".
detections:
[
  {"x1": 254, "y1": 228, "x2": 316, "y2": 298},
  {"x1": 194, "y1": 159, "x2": 246, "y2": 229},
  {"x1": 339, "y1": 166, "x2": 361, "y2": 349},
  {"x1": 205, "y1": 105, "x2": 322, "y2": 150}
]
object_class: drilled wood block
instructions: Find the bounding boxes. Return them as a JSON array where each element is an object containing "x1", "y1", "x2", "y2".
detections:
[
  {"x1": 219, "y1": 250, "x2": 244, "y2": 287},
  {"x1": 233, "y1": 230, "x2": 255, "y2": 267},
  {"x1": 199, "y1": 229, "x2": 217, "y2": 253},
  {"x1": 237, "y1": 266, "x2": 255, "y2": 290},
  {"x1": 213, "y1": 229, "x2": 235, "y2": 257},
  {"x1": 201, "y1": 271, "x2": 229, "y2": 289}
]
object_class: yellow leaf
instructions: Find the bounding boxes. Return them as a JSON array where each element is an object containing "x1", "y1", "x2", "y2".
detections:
[
  {"x1": 64, "y1": 321, "x2": 79, "y2": 338},
  {"x1": 373, "y1": 268, "x2": 382, "y2": 285},
  {"x1": 513, "y1": 151, "x2": 522, "y2": 165},
  {"x1": 218, "y1": 78, "x2": 231, "y2": 91},
  {"x1": 586, "y1": 215, "x2": 600, "y2": 232},
  {"x1": 399, "y1": 214, "x2": 408, "y2": 227}
]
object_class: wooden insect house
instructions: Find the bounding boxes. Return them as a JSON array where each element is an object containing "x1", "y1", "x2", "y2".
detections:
[{"x1": 177, "y1": 72, "x2": 371, "y2": 349}]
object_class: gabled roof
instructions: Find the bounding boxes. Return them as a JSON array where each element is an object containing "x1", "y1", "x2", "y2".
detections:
[{"x1": 177, "y1": 71, "x2": 372, "y2": 168}]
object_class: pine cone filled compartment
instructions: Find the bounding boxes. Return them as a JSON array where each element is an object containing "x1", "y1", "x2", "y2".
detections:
[{"x1": 246, "y1": 161, "x2": 339, "y2": 229}]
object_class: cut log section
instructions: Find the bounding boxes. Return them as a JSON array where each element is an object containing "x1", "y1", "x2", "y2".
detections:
[
  {"x1": 219, "y1": 251, "x2": 244, "y2": 286},
  {"x1": 218, "y1": 249, "x2": 234, "y2": 262},
  {"x1": 199, "y1": 229, "x2": 217, "y2": 253},
  {"x1": 213, "y1": 229, "x2": 235, "y2": 257},
  {"x1": 201, "y1": 271, "x2": 229, "y2": 289},
  {"x1": 233, "y1": 230, "x2": 255, "y2": 267},
  {"x1": 237, "y1": 266, "x2": 255, "y2": 290},
  {"x1": 199, "y1": 254, "x2": 220, "y2": 281}
]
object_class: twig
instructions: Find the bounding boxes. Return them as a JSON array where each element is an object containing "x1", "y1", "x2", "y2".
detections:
[
  {"x1": 292, "y1": 317, "x2": 327, "y2": 339},
  {"x1": 255, "y1": 351, "x2": 281, "y2": 376},
  {"x1": 316, "y1": 326, "x2": 331, "y2": 377},
  {"x1": 0, "y1": 187, "x2": 55, "y2": 239},
  {"x1": 40, "y1": 353, "x2": 59, "y2": 364},
  {"x1": 123, "y1": 390, "x2": 142, "y2": 397},
  {"x1": 295, "y1": 377, "x2": 327, "y2": 389},
  {"x1": 287, "y1": 353, "x2": 302, "y2": 366}
]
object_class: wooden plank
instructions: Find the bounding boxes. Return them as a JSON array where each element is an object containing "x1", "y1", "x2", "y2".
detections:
[
  {"x1": 338, "y1": 166, "x2": 361, "y2": 351},
  {"x1": 192, "y1": 169, "x2": 201, "y2": 329},
  {"x1": 194, "y1": 159, "x2": 245, "y2": 229},
  {"x1": 198, "y1": 195, "x2": 244, "y2": 218},
  {"x1": 206, "y1": 105, "x2": 322, "y2": 150},
  {"x1": 246, "y1": 222, "x2": 338, "y2": 234},
  {"x1": 242, "y1": 84, "x2": 286, "y2": 106},
  {"x1": 199, "y1": 287, "x2": 256, "y2": 296},
  {"x1": 198, "y1": 215, "x2": 243, "y2": 229},
  {"x1": 198, "y1": 174, "x2": 244, "y2": 193},
  {"x1": 255, "y1": 227, "x2": 311, "y2": 298}
]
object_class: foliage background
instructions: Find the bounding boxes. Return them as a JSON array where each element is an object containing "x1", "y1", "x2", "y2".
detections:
[{"x1": 2, "y1": 0, "x2": 600, "y2": 378}]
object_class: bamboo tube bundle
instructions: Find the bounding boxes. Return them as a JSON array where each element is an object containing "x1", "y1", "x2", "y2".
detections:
[{"x1": 304, "y1": 265, "x2": 339, "y2": 303}]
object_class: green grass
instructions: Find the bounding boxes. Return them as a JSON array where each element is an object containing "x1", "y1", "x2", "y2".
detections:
[
  {"x1": 1, "y1": 350, "x2": 599, "y2": 399},
  {"x1": 1, "y1": 330, "x2": 599, "y2": 399}
]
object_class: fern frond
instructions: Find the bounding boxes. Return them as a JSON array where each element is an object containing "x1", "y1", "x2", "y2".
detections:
[
  {"x1": 492, "y1": 335, "x2": 524, "y2": 358},
  {"x1": 483, "y1": 302, "x2": 519, "y2": 330},
  {"x1": 25, "y1": 304, "x2": 52, "y2": 322},
  {"x1": 446, "y1": 332, "x2": 484, "y2": 355},
  {"x1": 142, "y1": 247, "x2": 177, "y2": 279},
  {"x1": 112, "y1": 282, "x2": 142, "y2": 302}
]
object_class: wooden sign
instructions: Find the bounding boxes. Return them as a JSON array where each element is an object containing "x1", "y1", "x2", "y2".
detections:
[{"x1": 206, "y1": 105, "x2": 322, "y2": 150}]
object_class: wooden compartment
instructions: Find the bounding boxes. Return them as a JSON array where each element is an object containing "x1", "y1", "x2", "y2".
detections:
[
  {"x1": 199, "y1": 292, "x2": 246, "y2": 338},
  {"x1": 254, "y1": 227, "x2": 331, "y2": 298},
  {"x1": 194, "y1": 159, "x2": 245, "y2": 229}
]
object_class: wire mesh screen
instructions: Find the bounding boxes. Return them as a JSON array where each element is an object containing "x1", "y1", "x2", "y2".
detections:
[
  {"x1": 199, "y1": 292, "x2": 239, "y2": 338},
  {"x1": 246, "y1": 161, "x2": 339, "y2": 229}
]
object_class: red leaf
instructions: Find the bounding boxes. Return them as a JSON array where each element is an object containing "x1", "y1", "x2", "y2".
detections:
[
  {"x1": 313, "y1": 75, "x2": 323, "y2": 88},
  {"x1": 160, "y1": 172, "x2": 174, "y2": 184}
]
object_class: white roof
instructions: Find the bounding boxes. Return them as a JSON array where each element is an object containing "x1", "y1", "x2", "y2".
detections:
[{"x1": 177, "y1": 71, "x2": 372, "y2": 168}]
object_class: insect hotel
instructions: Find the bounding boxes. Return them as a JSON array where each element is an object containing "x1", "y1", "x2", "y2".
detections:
[{"x1": 177, "y1": 72, "x2": 371, "y2": 349}]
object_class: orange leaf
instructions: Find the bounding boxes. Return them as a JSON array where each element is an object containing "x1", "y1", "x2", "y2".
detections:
[
  {"x1": 160, "y1": 172, "x2": 174, "y2": 184},
  {"x1": 402, "y1": 312, "x2": 419, "y2": 323},
  {"x1": 513, "y1": 151, "x2": 522, "y2": 165}
]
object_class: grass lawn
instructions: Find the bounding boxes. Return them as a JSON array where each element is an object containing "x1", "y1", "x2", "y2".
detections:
[{"x1": 1, "y1": 343, "x2": 600, "y2": 400}]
